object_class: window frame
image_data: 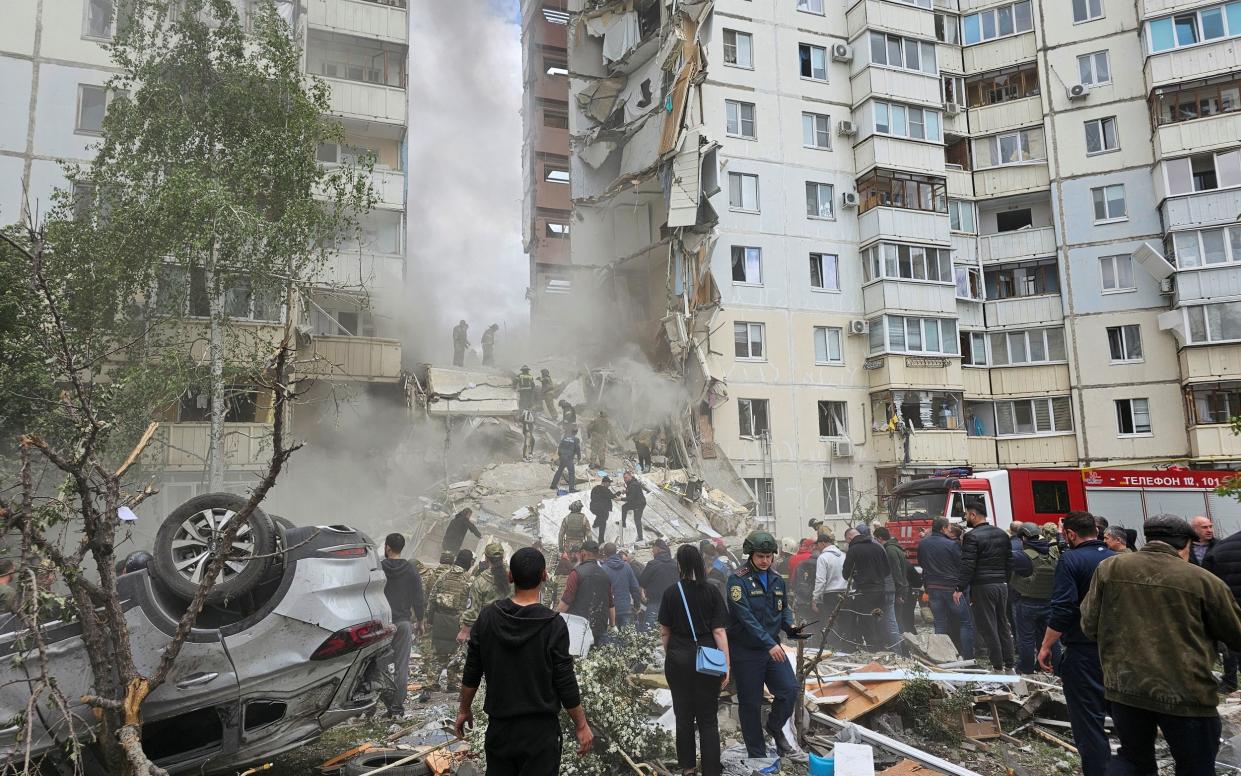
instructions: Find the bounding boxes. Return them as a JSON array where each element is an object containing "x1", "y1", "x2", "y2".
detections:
[
  {"x1": 965, "y1": 64, "x2": 1041, "y2": 108},
  {"x1": 802, "y1": 111, "x2": 832, "y2": 150},
  {"x1": 75, "y1": 84, "x2": 110, "y2": 136},
  {"x1": 1084, "y1": 116, "x2": 1120, "y2": 156},
  {"x1": 1106, "y1": 324, "x2": 1144, "y2": 363},
  {"x1": 1146, "y1": 1, "x2": 1241, "y2": 53},
  {"x1": 817, "y1": 401, "x2": 849, "y2": 438},
  {"x1": 1077, "y1": 50, "x2": 1112, "y2": 86},
  {"x1": 731, "y1": 245, "x2": 763, "y2": 285},
  {"x1": 734, "y1": 321, "x2": 767, "y2": 361},
  {"x1": 1185, "y1": 301, "x2": 1241, "y2": 344},
  {"x1": 1091, "y1": 183, "x2": 1127, "y2": 223},
  {"x1": 723, "y1": 29, "x2": 755, "y2": 69},
  {"x1": 856, "y1": 168, "x2": 948, "y2": 215},
  {"x1": 814, "y1": 326, "x2": 845, "y2": 364},
  {"x1": 744, "y1": 477, "x2": 776, "y2": 521},
  {"x1": 962, "y1": 0, "x2": 1034, "y2": 45},
  {"x1": 873, "y1": 100, "x2": 942, "y2": 142},
  {"x1": 988, "y1": 326, "x2": 1068, "y2": 366},
  {"x1": 823, "y1": 477, "x2": 853, "y2": 516},
  {"x1": 994, "y1": 397, "x2": 1075, "y2": 436},
  {"x1": 1099, "y1": 254, "x2": 1136, "y2": 293},
  {"x1": 728, "y1": 171, "x2": 761, "y2": 212},
  {"x1": 949, "y1": 199, "x2": 977, "y2": 233},
  {"x1": 1151, "y1": 74, "x2": 1241, "y2": 126},
  {"x1": 868, "y1": 315, "x2": 960, "y2": 356},
  {"x1": 1163, "y1": 149, "x2": 1241, "y2": 196},
  {"x1": 799, "y1": 43, "x2": 829, "y2": 81},
  {"x1": 1073, "y1": 0, "x2": 1105, "y2": 24},
  {"x1": 868, "y1": 32, "x2": 938, "y2": 75},
  {"x1": 1169, "y1": 224, "x2": 1241, "y2": 269},
  {"x1": 725, "y1": 99, "x2": 757, "y2": 140},
  {"x1": 82, "y1": 0, "x2": 117, "y2": 41},
  {"x1": 975, "y1": 127, "x2": 1047, "y2": 168},
  {"x1": 797, "y1": 0, "x2": 826, "y2": 15},
  {"x1": 809, "y1": 252, "x2": 841, "y2": 291},
  {"x1": 863, "y1": 243, "x2": 955, "y2": 285},
  {"x1": 1115, "y1": 397, "x2": 1153, "y2": 436},
  {"x1": 738, "y1": 400, "x2": 771, "y2": 438},
  {"x1": 805, "y1": 181, "x2": 835, "y2": 220}
]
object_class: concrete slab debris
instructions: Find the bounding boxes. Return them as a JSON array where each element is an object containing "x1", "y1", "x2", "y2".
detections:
[
  {"x1": 424, "y1": 366, "x2": 517, "y2": 416},
  {"x1": 834, "y1": 742, "x2": 876, "y2": 776},
  {"x1": 902, "y1": 632, "x2": 961, "y2": 664}
]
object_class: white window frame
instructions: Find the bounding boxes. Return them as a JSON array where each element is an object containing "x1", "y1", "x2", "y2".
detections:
[
  {"x1": 745, "y1": 477, "x2": 775, "y2": 521},
  {"x1": 1163, "y1": 149, "x2": 1241, "y2": 196},
  {"x1": 818, "y1": 401, "x2": 849, "y2": 438},
  {"x1": 734, "y1": 321, "x2": 766, "y2": 361},
  {"x1": 728, "y1": 171, "x2": 760, "y2": 212},
  {"x1": 963, "y1": 330, "x2": 989, "y2": 365},
  {"x1": 955, "y1": 266, "x2": 984, "y2": 301},
  {"x1": 723, "y1": 29, "x2": 754, "y2": 69},
  {"x1": 731, "y1": 245, "x2": 763, "y2": 285},
  {"x1": 995, "y1": 397, "x2": 1074, "y2": 436},
  {"x1": 797, "y1": 0, "x2": 826, "y2": 15},
  {"x1": 814, "y1": 326, "x2": 844, "y2": 364},
  {"x1": 1091, "y1": 183, "x2": 1127, "y2": 223},
  {"x1": 802, "y1": 112, "x2": 831, "y2": 150},
  {"x1": 1172, "y1": 224, "x2": 1241, "y2": 269},
  {"x1": 989, "y1": 327, "x2": 1068, "y2": 366},
  {"x1": 1185, "y1": 301, "x2": 1241, "y2": 344},
  {"x1": 823, "y1": 478, "x2": 853, "y2": 516},
  {"x1": 799, "y1": 43, "x2": 829, "y2": 81},
  {"x1": 1084, "y1": 116, "x2": 1120, "y2": 155},
  {"x1": 75, "y1": 84, "x2": 110, "y2": 135},
  {"x1": 810, "y1": 252, "x2": 840, "y2": 291},
  {"x1": 863, "y1": 243, "x2": 954, "y2": 284},
  {"x1": 738, "y1": 401, "x2": 771, "y2": 438},
  {"x1": 868, "y1": 32, "x2": 938, "y2": 75},
  {"x1": 806, "y1": 182, "x2": 835, "y2": 220},
  {"x1": 1099, "y1": 254, "x2": 1136, "y2": 293},
  {"x1": 949, "y1": 200, "x2": 977, "y2": 233},
  {"x1": 977, "y1": 128, "x2": 1046, "y2": 167},
  {"x1": 873, "y1": 100, "x2": 942, "y2": 142},
  {"x1": 1106, "y1": 324, "x2": 1144, "y2": 363},
  {"x1": 1115, "y1": 398, "x2": 1152, "y2": 436},
  {"x1": 1073, "y1": 0, "x2": 1104, "y2": 23},
  {"x1": 1146, "y1": 3, "x2": 1241, "y2": 53},
  {"x1": 962, "y1": 1, "x2": 1034, "y2": 45},
  {"x1": 83, "y1": 0, "x2": 117, "y2": 40},
  {"x1": 725, "y1": 99, "x2": 756, "y2": 139},
  {"x1": 1077, "y1": 50, "x2": 1112, "y2": 86},
  {"x1": 870, "y1": 315, "x2": 960, "y2": 356}
]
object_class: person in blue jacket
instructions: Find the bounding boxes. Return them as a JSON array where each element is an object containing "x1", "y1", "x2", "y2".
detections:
[{"x1": 727, "y1": 530, "x2": 811, "y2": 758}]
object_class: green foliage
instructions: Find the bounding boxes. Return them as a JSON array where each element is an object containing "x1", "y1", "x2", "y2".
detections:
[
  {"x1": 897, "y1": 666, "x2": 977, "y2": 743},
  {"x1": 1217, "y1": 415, "x2": 1241, "y2": 500}
]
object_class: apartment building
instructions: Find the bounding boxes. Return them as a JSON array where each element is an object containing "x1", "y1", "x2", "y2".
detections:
[
  {"x1": 0, "y1": 0, "x2": 409, "y2": 515},
  {"x1": 545, "y1": 0, "x2": 1241, "y2": 537}
]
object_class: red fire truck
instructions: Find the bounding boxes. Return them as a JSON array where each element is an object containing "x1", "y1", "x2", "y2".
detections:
[{"x1": 887, "y1": 468, "x2": 1241, "y2": 556}]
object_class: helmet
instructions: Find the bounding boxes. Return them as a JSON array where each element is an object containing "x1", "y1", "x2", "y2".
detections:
[
  {"x1": 569, "y1": 500, "x2": 583, "y2": 511},
  {"x1": 520, "y1": 365, "x2": 530, "y2": 372},
  {"x1": 780, "y1": 537, "x2": 797, "y2": 554},
  {"x1": 123, "y1": 550, "x2": 154, "y2": 574},
  {"x1": 1018, "y1": 524, "x2": 1041, "y2": 540},
  {"x1": 541, "y1": 368, "x2": 550, "y2": 376},
  {"x1": 485, "y1": 542, "x2": 505, "y2": 559},
  {"x1": 743, "y1": 531, "x2": 779, "y2": 555}
]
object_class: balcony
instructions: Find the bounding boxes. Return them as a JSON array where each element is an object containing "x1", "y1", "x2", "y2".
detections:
[
  {"x1": 315, "y1": 252, "x2": 404, "y2": 289},
  {"x1": 989, "y1": 364, "x2": 1072, "y2": 396},
  {"x1": 970, "y1": 96, "x2": 1042, "y2": 136},
  {"x1": 534, "y1": 71, "x2": 569, "y2": 102},
  {"x1": 866, "y1": 355, "x2": 964, "y2": 390},
  {"x1": 369, "y1": 168, "x2": 405, "y2": 209},
  {"x1": 962, "y1": 365, "x2": 989, "y2": 395},
  {"x1": 962, "y1": 32, "x2": 1036, "y2": 73},
  {"x1": 303, "y1": 335, "x2": 402, "y2": 382},
  {"x1": 1156, "y1": 112, "x2": 1241, "y2": 160},
  {"x1": 323, "y1": 76, "x2": 405, "y2": 125},
  {"x1": 977, "y1": 226, "x2": 1057, "y2": 264},
  {"x1": 851, "y1": 67, "x2": 942, "y2": 109},
  {"x1": 997, "y1": 433, "x2": 1078, "y2": 466},
  {"x1": 973, "y1": 162, "x2": 1050, "y2": 198},
  {"x1": 944, "y1": 109, "x2": 968, "y2": 136},
  {"x1": 1190, "y1": 424, "x2": 1241, "y2": 458},
  {"x1": 983, "y1": 293, "x2": 1064, "y2": 326},
  {"x1": 143, "y1": 422, "x2": 272, "y2": 472},
  {"x1": 938, "y1": 43, "x2": 964, "y2": 74},
  {"x1": 873, "y1": 429, "x2": 970, "y2": 466},
  {"x1": 858, "y1": 207, "x2": 951, "y2": 246},
  {"x1": 1179, "y1": 342, "x2": 1241, "y2": 383},
  {"x1": 535, "y1": 125, "x2": 569, "y2": 156},
  {"x1": 529, "y1": 15, "x2": 568, "y2": 48},
  {"x1": 1176, "y1": 264, "x2": 1241, "y2": 304},
  {"x1": 951, "y1": 232, "x2": 978, "y2": 264},
  {"x1": 1146, "y1": 39, "x2": 1241, "y2": 91},
  {"x1": 847, "y1": 0, "x2": 935, "y2": 41},
  {"x1": 967, "y1": 435, "x2": 1000, "y2": 467},
  {"x1": 863, "y1": 280, "x2": 958, "y2": 316},
  {"x1": 946, "y1": 166, "x2": 974, "y2": 198},
  {"x1": 1141, "y1": 0, "x2": 1216, "y2": 16},
  {"x1": 1161, "y1": 188, "x2": 1241, "y2": 230},
  {"x1": 957, "y1": 299, "x2": 985, "y2": 327},
  {"x1": 305, "y1": 0, "x2": 406, "y2": 44},
  {"x1": 854, "y1": 136, "x2": 945, "y2": 177}
]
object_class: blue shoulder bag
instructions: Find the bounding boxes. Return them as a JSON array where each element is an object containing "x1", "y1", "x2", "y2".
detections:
[{"x1": 677, "y1": 582, "x2": 727, "y2": 677}]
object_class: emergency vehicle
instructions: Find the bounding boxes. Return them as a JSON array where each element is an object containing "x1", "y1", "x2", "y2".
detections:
[{"x1": 887, "y1": 467, "x2": 1241, "y2": 555}]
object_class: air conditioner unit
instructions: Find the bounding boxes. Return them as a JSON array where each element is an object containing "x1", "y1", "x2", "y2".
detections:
[
  {"x1": 831, "y1": 43, "x2": 853, "y2": 63},
  {"x1": 943, "y1": 101, "x2": 962, "y2": 116},
  {"x1": 849, "y1": 319, "x2": 869, "y2": 335},
  {"x1": 1160, "y1": 276, "x2": 1174, "y2": 294},
  {"x1": 832, "y1": 440, "x2": 854, "y2": 458},
  {"x1": 1067, "y1": 83, "x2": 1089, "y2": 101},
  {"x1": 841, "y1": 190, "x2": 860, "y2": 209},
  {"x1": 836, "y1": 119, "x2": 857, "y2": 137}
]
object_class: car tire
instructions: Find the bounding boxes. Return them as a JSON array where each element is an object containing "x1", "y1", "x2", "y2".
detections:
[
  {"x1": 341, "y1": 750, "x2": 432, "y2": 776},
  {"x1": 151, "y1": 493, "x2": 276, "y2": 604},
  {"x1": 271, "y1": 515, "x2": 296, "y2": 532}
]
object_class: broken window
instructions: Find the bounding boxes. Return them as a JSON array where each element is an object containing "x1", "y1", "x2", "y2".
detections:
[
  {"x1": 810, "y1": 253, "x2": 839, "y2": 290},
  {"x1": 544, "y1": 56, "x2": 568, "y2": 76},
  {"x1": 984, "y1": 260, "x2": 1059, "y2": 300},
  {"x1": 178, "y1": 386, "x2": 260, "y2": 423},
  {"x1": 823, "y1": 478, "x2": 852, "y2": 515},
  {"x1": 734, "y1": 322, "x2": 765, "y2": 359},
  {"x1": 1115, "y1": 398, "x2": 1152, "y2": 435},
  {"x1": 818, "y1": 401, "x2": 848, "y2": 437},
  {"x1": 1107, "y1": 324, "x2": 1143, "y2": 362},
  {"x1": 725, "y1": 99, "x2": 756, "y2": 139},
  {"x1": 731, "y1": 246, "x2": 762, "y2": 284},
  {"x1": 814, "y1": 326, "x2": 843, "y2": 363},
  {"x1": 965, "y1": 401, "x2": 996, "y2": 435},
  {"x1": 965, "y1": 64, "x2": 1040, "y2": 108},
  {"x1": 728, "y1": 172, "x2": 760, "y2": 211},
  {"x1": 744, "y1": 477, "x2": 775, "y2": 519},
  {"x1": 723, "y1": 29, "x2": 754, "y2": 68},
  {"x1": 738, "y1": 400, "x2": 770, "y2": 438},
  {"x1": 955, "y1": 266, "x2": 983, "y2": 300},
  {"x1": 544, "y1": 163, "x2": 569, "y2": 183},
  {"x1": 542, "y1": 5, "x2": 569, "y2": 25},
  {"x1": 995, "y1": 208, "x2": 1033, "y2": 232},
  {"x1": 798, "y1": 43, "x2": 828, "y2": 80},
  {"x1": 892, "y1": 390, "x2": 963, "y2": 430},
  {"x1": 545, "y1": 221, "x2": 569, "y2": 238}
]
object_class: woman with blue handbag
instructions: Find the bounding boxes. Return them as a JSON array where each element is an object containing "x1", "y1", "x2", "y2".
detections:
[{"x1": 659, "y1": 544, "x2": 730, "y2": 776}]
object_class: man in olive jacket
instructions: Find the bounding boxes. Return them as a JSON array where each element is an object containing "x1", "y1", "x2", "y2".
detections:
[{"x1": 1082, "y1": 514, "x2": 1241, "y2": 775}]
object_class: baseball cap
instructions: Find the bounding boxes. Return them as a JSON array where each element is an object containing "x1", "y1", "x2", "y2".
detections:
[{"x1": 581, "y1": 539, "x2": 600, "y2": 553}]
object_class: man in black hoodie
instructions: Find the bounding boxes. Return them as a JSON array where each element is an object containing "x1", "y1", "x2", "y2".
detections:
[
  {"x1": 457, "y1": 547, "x2": 593, "y2": 773},
  {"x1": 381, "y1": 533, "x2": 425, "y2": 718},
  {"x1": 442, "y1": 508, "x2": 482, "y2": 558},
  {"x1": 842, "y1": 524, "x2": 891, "y2": 651},
  {"x1": 639, "y1": 539, "x2": 678, "y2": 631}
]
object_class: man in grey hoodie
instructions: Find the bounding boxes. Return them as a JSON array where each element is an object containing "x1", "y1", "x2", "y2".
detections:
[
  {"x1": 457, "y1": 547, "x2": 593, "y2": 773},
  {"x1": 601, "y1": 542, "x2": 642, "y2": 631},
  {"x1": 381, "y1": 533, "x2": 426, "y2": 718}
]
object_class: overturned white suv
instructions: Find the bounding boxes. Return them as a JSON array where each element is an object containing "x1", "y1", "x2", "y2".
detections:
[{"x1": 0, "y1": 493, "x2": 394, "y2": 775}]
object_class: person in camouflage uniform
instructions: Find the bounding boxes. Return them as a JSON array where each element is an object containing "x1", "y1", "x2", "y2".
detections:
[
  {"x1": 558, "y1": 501, "x2": 591, "y2": 558},
  {"x1": 425, "y1": 549, "x2": 473, "y2": 692},
  {"x1": 458, "y1": 543, "x2": 511, "y2": 642}
]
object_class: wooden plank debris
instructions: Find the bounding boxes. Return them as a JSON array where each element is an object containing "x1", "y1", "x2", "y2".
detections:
[{"x1": 805, "y1": 661, "x2": 904, "y2": 721}]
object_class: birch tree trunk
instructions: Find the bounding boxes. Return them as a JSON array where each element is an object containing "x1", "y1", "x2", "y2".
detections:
[{"x1": 206, "y1": 242, "x2": 226, "y2": 492}]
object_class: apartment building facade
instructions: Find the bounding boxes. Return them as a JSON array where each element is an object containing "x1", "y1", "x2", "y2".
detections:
[
  {"x1": 0, "y1": 0, "x2": 409, "y2": 516},
  {"x1": 547, "y1": 0, "x2": 1241, "y2": 537}
]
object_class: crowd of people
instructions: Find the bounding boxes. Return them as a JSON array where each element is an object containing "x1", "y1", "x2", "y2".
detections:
[{"x1": 372, "y1": 502, "x2": 1241, "y2": 775}]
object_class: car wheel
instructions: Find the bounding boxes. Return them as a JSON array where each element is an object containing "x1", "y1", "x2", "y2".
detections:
[
  {"x1": 151, "y1": 493, "x2": 276, "y2": 604},
  {"x1": 341, "y1": 750, "x2": 431, "y2": 776},
  {"x1": 271, "y1": 515, "x2": 295, "y2": 531}
]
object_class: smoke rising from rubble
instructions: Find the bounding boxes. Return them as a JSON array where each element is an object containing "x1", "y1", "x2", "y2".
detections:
[{"x1": 399, "y1": 0, "x2": 529, "y2": 365}]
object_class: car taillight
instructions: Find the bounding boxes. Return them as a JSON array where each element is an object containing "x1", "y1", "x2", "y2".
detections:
[
  {"x1": 310, "y1": 620, "x2": 393, "y2": 661},
  {"x1": 322, "y1": 547, "x2": 368, "y2": 558}
]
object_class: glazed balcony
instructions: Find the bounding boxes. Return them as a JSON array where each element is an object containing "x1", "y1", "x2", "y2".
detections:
[{"x1": 305, "y1": 0, "x2": 407, "y2": 44}]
